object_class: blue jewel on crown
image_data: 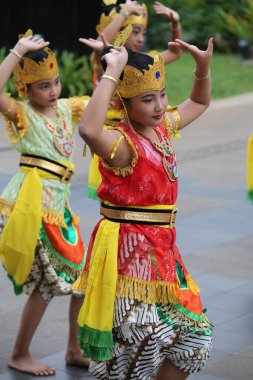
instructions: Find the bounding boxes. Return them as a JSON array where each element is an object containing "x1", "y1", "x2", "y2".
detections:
[{"x1": 156, "y1": 71, "x2": 160, "y2": 79}]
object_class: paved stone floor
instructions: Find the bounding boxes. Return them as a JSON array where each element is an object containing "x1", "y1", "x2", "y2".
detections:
[{"x1": 0, "y1": 92, "x2": 253, "y2": 379}]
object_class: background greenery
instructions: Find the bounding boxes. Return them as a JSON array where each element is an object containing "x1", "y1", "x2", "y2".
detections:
[
  {"x1": 145, "y1": 0, "x2": 253, "y2": 52},
  {"x1": 166, "y1": 52, "x2": 253, "y2": 106}
]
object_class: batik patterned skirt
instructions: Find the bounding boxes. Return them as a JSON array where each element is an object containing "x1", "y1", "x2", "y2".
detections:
[{"x1": 88, "y1": 296, "x2": 213, "y2": 380}]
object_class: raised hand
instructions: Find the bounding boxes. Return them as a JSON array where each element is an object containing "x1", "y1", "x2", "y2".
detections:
[
  {"x1": 168, "y1": 38, "x2": 214, "y2": 68},
  {"x1": 79, "y1": 38, "x2": 104, "y2": 52},
  {"x1": 154, "y1": 2, "x2": 180, "y2": 23},
  {"x1": 14, "y1": 35, "x2": 50, "y2": 56},
  {"x1": 125, "y1": 0, "x2": 143, "y2": 16},
  {"x1": 101, "y1": 45, "x2": 128, "y2": 75},
  {"x1": 79, "y1": 33, "x2": 110, "y2": 52}
]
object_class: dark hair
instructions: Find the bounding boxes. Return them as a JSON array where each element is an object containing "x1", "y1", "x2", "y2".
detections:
[
  {"x1": 19, "y1": 48, "x2": 49, "y2": 69},
  {"x1": 101, "y1": 0, "x2": 125, "y2": 15},
  {"x1": 100, "y1": 46, "x2": 154, "y2": 80}
]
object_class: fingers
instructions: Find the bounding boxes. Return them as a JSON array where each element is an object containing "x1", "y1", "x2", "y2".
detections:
[
  {"x1": 100, "y1": 33, "x2": 110, "y2": 47},
  {"x1": 167, "y1": 41, "x2": 182, "y2": 49},
  {"x1": 79, "y1": 38, "x2": 94, "y2": 48},
  {"x1": 39, "y1": 41, "x2": 50, "y2": 47},
  {"x1": 206, "y1": 37, "x2": 214, "y2": 54},
  {"x1": 168, "y1": 39, "x2": 188, "y2": 51}
]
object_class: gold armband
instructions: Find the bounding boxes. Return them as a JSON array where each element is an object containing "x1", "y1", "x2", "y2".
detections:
[
  {"x1": 101, "y1": 135, "x2": 124, "y2": 159},
  {"x1": 171, "y1": 109, "x2": 181, "y2": 139},
  {"x1": 1, "y1": 99, "x2": 14, "y2": 115}
]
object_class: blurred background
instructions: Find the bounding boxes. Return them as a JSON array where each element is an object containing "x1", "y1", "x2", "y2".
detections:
[{"x1": 0, "y1": 0, "x2": 252, "y2": 102}]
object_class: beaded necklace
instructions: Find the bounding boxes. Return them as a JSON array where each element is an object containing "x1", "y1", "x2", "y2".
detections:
[
  {"x1": 30, "y1": 103, "x2": 74, "y2": 157},
  {"x1": 128, "y1": 115, "x2": 178, "y2": 182},
  {"x1": 118, "y1": 90, "x2": 178, "y2": 181}
]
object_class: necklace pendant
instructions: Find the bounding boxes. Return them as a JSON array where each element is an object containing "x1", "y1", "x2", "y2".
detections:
[
  {"x1": 161, "y1": 139, "x2": 173, "y2": 156},
  {"x1": 162, "y1": 156, "x2": 178, "y2": 182},
  {"x1": 44, "y1": 116, "x2": 74, "y2": 157},
  {"x1": 53, "y1": 136, "x2": 74, "y2": 157}
]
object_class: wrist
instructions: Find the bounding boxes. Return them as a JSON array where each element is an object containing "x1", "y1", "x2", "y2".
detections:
[
  {"x1": 13, "y1": 44, "x2": 27, "y2": 57},
  {"x1": 101, "y1": 75, "x2": 118, "y2": 86},
  {"x1": 171, "y1": 22, "x2": 180, "y2": 30},
  {"x1": 9, "y1": 48, "x2": 22, "y2": 59},
  {"x1": 194, "y1": 68, "x2": 210, "y2": 80},
  {"x1": 120, "y1": 8, "x2": 130, "y2": 19},
  {"x1": 105, "y1": 68, "x2": 121, "y2": 80}
]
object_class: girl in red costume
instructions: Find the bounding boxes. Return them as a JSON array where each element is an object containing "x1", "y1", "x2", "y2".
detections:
[
  {"x1": 85, "y1": 0, "x2": 183, "y2": 200},
  {"x1": 74, "y1": 33, "x2": 214, "y2": 379}
]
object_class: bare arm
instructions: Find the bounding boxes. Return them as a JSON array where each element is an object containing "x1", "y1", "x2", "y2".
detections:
[
  {"x1": 0, "y1": 35, "x2": 49, "y2": 122},
  {"x1": 99, "y1": 0, "x2": 143, "y2": 44},
  {"x1": 167, "y1": 38, "x2": 213, "y2": 130},
  {"x1": 154, "y1": 2, "x2": 182, "y2": 64},
  {"x1": 78, "y1": 44, "x2": 132, "y2": 167}
]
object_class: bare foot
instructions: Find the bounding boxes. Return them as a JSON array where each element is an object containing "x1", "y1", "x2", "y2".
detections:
[
  {"x1": 65, "y1": 351, "x2": 91, "y2": 368},
  {"x1": 8, "y1": 354, "x2": 55, "y2": 376}
]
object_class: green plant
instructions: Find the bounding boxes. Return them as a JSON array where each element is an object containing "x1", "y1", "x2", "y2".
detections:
[
  {"x1": 55, "y1": 50, "x2": 93, "y2": 98},
  {"x1": 143, "y1": 0, "x2": 250, "y2": 53},
  {"x1": 219, "y1": 0, "x2": 253, "y2": 42}
]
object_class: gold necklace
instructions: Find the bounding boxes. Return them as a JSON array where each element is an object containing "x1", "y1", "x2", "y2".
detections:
[
  {"x1": 136, "y1": 127, "x2": 178, "y2": 182},
  {"x1": 30, "y1": 103, "x2": 74, "y2": 157},
  {"x1": 117, "y1": 93, "x2": 178, "y2": 181}
]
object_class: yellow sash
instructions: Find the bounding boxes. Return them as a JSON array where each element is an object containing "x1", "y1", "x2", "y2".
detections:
[
  {"x1": 0, "y1": 168, "x2": 42, "y2": 293},
  {"x1": 247, "y1": 133, "x2": 253, "y2": 202},
  {"x1": 77, "y1": 203, "x2": 176, "y2": 360},
  {"x1": 0, "y1": 162, "x2": 75, "y2": 294}
]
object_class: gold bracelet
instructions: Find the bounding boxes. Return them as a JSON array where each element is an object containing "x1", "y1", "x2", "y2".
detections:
[
  {"x1": 1, "y1": 99, "x2": 14, "y2": 115},
  {"x1": 10, "y1": 48, "x2": 22, "y2": 59},
  {"x1": 101, "y1": 75, "x2": 118, "y2": 85},
  {"x1": 194, "y1": 69, "x2": 210, "y2": 80}
]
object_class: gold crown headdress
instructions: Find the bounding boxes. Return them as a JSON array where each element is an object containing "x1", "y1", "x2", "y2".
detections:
[
  {"x1": 13, "y1": 29, "x2": 59, "y2": 99},
  {"x1": 96, "y1": 2, "x2": 148, "y2": 34},
  {"x1": 117, "y1": 53, "x2": 165, "y2": 98}
]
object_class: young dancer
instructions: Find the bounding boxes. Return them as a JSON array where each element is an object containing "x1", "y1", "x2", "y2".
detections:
[
  {"x1": 74, "y1": 33, "x2": 214, "y2": 379},
  {"x1": 85, "y1": 0, "x2": 183, "y2": 199},
  {"x1": 0, "y1": 30, "x2": 90, "y2": 375}
]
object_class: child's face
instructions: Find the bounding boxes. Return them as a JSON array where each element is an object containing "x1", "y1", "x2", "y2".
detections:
[
  {"x1": 125, "y1": 24, "x2": 146, "y2": 52},
  {"x1": 126, "y1": 86, "x2": 168, "y2": 129},
  {"x1": 27, "y1": 74, "x2": 61, "y2": 108}
]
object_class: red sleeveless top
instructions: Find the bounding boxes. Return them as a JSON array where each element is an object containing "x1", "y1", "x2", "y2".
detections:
[{"x1": 85, "y1": 121, "x2": 203, "y2": 318}]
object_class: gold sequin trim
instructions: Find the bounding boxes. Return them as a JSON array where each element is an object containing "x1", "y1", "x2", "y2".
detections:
[
  {"x1": 0, "y1": 199, "x2": 67, "y2": 227},
  {"x1": 101, "y1": 126, "x2": 138, "y2": 176},
  {"x1": 4, "y1": 102, "x2": 28, "y2": 143},
  {"x1": 67, "y1": 96, "x2": 90, "y2": 124}
]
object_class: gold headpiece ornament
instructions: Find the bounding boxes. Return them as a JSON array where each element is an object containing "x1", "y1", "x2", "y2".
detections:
[
  {"x1": 96, "y1": 2, "x2": 148, "y2": 34},
  {"x1": 13, "y1": 29, "x2": 59, "y2": 99},
  {"x1": 114, "y1": 24, "x2": 133, "y2": 46},
  {"x1": 103, "y1": 0, "x2": 117, "y2": 4},
  {"x1": 117, "y1": 53, "x2": 165, "y2": 98}
]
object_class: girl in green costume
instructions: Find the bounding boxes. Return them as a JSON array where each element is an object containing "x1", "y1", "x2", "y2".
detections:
[{"x1": 0, "y1": 30, "x2": 90, "y2": 375}]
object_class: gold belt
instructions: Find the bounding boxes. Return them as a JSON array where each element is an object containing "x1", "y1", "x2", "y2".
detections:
[
  {"x1": 100, "y1": 202, "x2": 177, "y2": 226},
  {"x1": 20, "y1": 154, "x2": 74, "y2": 183}
]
